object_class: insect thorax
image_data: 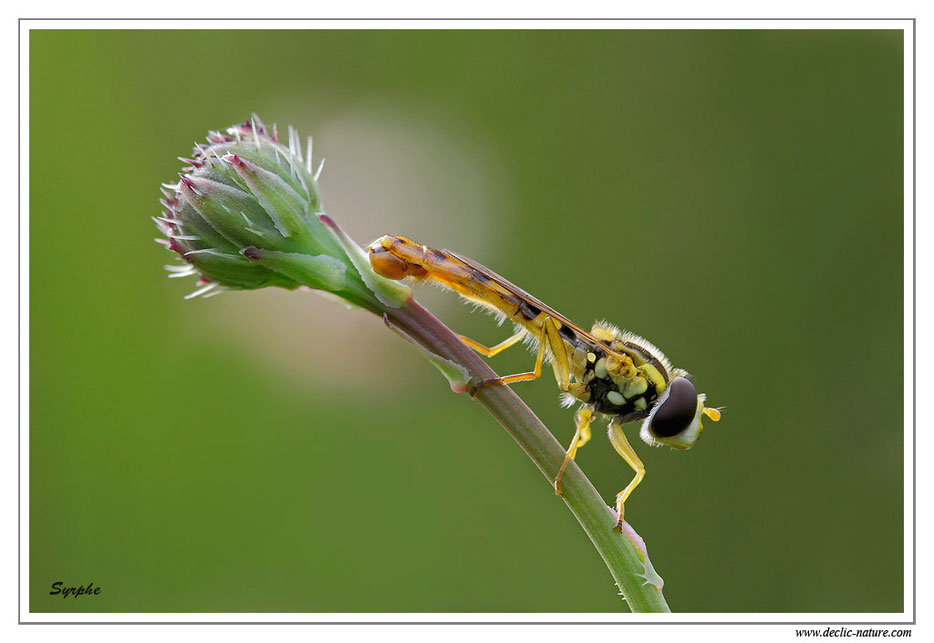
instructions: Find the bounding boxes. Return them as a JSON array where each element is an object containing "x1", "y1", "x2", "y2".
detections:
[{"x1": 567, "y1": 322, "x2": 674, "y2": 422}]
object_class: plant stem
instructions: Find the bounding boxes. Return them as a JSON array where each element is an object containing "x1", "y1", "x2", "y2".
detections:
[{"x1": 385, "y1": 298, "x2": 671, "y2": 613}]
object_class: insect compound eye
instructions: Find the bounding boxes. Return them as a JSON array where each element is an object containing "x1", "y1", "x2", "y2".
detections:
[{"x1": 649, "y1": 377, "x2": 699, "y2": 438}]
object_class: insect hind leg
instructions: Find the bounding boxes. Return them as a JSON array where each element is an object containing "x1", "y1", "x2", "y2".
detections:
[
  {"x1": 469, "y1": 317, "x2": 571, "y2": 394},
  {"x1": 459, "y1": 329, "x2": 526, "y2": 357}
]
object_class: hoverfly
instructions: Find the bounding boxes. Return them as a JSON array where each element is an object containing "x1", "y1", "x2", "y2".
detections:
[{"x1": 368, "y1": 235, "x2": 720, "y2": 531}]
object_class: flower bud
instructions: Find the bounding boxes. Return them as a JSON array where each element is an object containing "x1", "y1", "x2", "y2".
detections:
[{"x1": 155, "y1": 115, "x2": 410, "y2": 310}]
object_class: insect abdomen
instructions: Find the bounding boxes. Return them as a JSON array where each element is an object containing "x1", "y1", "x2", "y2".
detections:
[{"x1": 368, "y1": 235, "x2": 548, "y2": 337}]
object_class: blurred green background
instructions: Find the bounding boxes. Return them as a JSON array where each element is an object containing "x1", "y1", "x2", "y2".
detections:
[{"x1": 29, "y1": 29, "x2": 904, "y2": 613}]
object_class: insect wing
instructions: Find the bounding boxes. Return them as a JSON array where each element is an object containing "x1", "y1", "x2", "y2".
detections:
[{"x1": 443, "y1": 249, "x2": 609, "y2": 351}]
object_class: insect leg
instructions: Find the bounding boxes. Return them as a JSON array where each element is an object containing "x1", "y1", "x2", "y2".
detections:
[
  {"x1": 554, "y1": 406, "x2": 594, "y2": 496},
  {"x1": 459, "y1": 330, "x2": 527, "y2": 357},
  {"x1": 481, "y1": 323, "x2": 546, "y2": 389},
  {"x1": 543, "y1": 318, "x2": 572, "y2": 392},
  {"x1": 470, "y1": 317, "x2": 570, "y2": 393},
  {"x1": 607, "y1": 417, "x2": 645, "y2": 532}
]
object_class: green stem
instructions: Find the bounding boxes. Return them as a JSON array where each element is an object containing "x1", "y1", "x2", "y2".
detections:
[{"x1": 385, "y1": 298, "x2": 671, "y2": 613}]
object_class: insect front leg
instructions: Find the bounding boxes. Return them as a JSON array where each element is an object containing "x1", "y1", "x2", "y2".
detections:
[{"x1": 607, "y1": 417, "x2": 646, "y2": 532}]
